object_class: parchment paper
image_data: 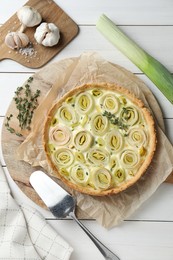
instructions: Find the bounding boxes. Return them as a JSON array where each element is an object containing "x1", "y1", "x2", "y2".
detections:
[{"x1": 17, "y1": 52, "x2": 173, "y2": 228}]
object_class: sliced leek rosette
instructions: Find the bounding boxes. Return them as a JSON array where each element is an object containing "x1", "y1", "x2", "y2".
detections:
[
  {"x1": 74, "y1": 130, "x2": 93, "y2": 151},
  {"x1": 127, "y1": 127, "x2": 147, "y2": 147},
  {"x1": 92, "y1": 168, "x2": 111, "y2": 190},
  {"x1": 88, "y1": 147, "x2": 109, "y2": 165},
  {"x1": 53, "y1": 148, "x2": 74, "y2": 167},
  {"x1": 70, "y1": 164, "x2": 89, "y2": 186},
  {"x1": 120, "y1": 106, "x2": 139, "y2": 126},
  {"x1": 44, "y1": 83, "x2": 156, "y2": 196},
  {"x1": 120, "y1": 149, "x2": 140, "y2": 169},
  {"x1": 101, "y1": 94, "x2": 119, "y2": 113},
  {"x1": 49, "y1": 125, "x2": 71, "y2": 146},
  {"x1": 91, "y1": 113, "x2": 109, "y2": 136},
  {"x1": 57, "y1": 104, "x2": 78, "y2": 125},
  {"x1": 76, "y1": 92, "x2": 93, "y2": 114},
  {"x1": 106, "y1": 130, "x2": 124, "y2": 152}
]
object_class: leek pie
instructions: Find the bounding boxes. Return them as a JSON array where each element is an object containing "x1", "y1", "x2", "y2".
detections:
[{"x1": 43, "y1": 83, "x2": 156, "y2": 196}]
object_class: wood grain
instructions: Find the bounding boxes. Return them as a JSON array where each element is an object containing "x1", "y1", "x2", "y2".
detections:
[{"x1": 0, "y1": 0, "x2": 79, "y2": 68}]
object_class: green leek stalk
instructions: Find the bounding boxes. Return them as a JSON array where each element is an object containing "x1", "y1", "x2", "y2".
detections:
[{"x1": 96, "y1": 14, "x2": 173, "y2": 104}]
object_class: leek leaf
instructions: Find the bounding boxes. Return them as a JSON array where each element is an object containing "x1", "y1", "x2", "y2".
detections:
[{"x1": 96, "y1": 14, "x2": 173, "y2": 104}]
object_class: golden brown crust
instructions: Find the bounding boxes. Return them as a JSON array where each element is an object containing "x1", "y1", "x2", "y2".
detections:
[{"x1": 43, "y1": 82, "x2": 157, "y2": 196}]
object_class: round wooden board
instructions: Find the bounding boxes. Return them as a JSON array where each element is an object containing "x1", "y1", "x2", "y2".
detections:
[{"x1": 2, "y1": 58, "x2": 173, "y2": 220}]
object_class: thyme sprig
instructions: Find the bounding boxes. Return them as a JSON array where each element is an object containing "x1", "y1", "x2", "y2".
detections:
[
  {"x1": 5, "y1": 114, "x2": 22, "y2": 137},
  {"x1": 103, "y1": 110, "x2": 128, "y2": 131},
  {"x1": 5, "y1": 77, "x2": 41, "y2": 136}
]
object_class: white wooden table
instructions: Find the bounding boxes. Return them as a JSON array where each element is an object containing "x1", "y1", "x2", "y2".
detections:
[{"x1": 0, "y1": 1, "x2": 173, "y2": 259}]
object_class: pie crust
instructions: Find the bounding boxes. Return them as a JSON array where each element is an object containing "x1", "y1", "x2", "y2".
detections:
[{"x1": 43, "y1": 83, "x2": 157, "y2": 196}]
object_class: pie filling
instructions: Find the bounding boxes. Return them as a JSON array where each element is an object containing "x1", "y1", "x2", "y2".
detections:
[{"x1": 44, "y1": 84, "x2": 156, "y2": 195}]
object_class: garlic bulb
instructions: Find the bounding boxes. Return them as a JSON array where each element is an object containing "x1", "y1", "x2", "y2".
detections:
[
  {"x1": 5, "y1": 32, "x2": 29, "y2": 49},
  {"x1": 34, "y1": 22, "x2": 60, "y2": 47},
  {"x1": 17, "y1": 6, "x2": 42, "y2": 29}
]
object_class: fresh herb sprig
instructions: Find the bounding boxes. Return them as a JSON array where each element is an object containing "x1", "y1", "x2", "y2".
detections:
[
  {"x1": 5, "y1": 114, "x2": 22, "y2": 137},
  {"x1": 5, "y1": 77, "x2": 41, "y2": 136},
  {"x1": 103, "y1": 110, "x2": 128, "y2": 131}
]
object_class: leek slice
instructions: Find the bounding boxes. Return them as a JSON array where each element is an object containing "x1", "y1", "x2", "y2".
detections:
[
  {"x1": 120, "y1": 149, "x2": 139, "y2": 169},
  {"x1": 139, "y1": 146, "x2": 147, "y2": 156},
  {"x1": 88, "y1": 147, "x2": 109, "y2": 165},
  {"x1": 106, "y1": 129, "x2": 124, "y2": 152},
  {"x1": 127, "y1": 127, "x2": 147, "y2": 147},
  {"x1": 101, "y1": 94, "x2": 119, "y2": 114},
  {"x1": 92, "y1": 89, "x2": 103, "y2": 97},
  {"x1": 91, "y1": 113, "x2": 109, "y2": 136},
  {"x1": 51, "y1": 117, "x2": 58, "y2": 126},
  {"x1": 97, "y1": 137, "x2": 105, "y2": 146},
  {"x1": 53, "y1": 148, "x2": 74, "y2": 167},
  {"x1": 59, "y1": 168, "x2": 69, "y2": 178},
  {"x1": 110, "y1": 155, "x2": 118, "y2": 169},
  {"x1": 49, "y1": 125, "x2": 71, "y2": 146},
  {"x1": 65, "y1": 96, "x2": 74, "y2": 104},
  {"x1": 75, "y1": 152, "x2": 85, "y2": 163},
  {"x1": 74, "y1": 130, "x2": 93, "y2": 152},
  {"x1": 70, "y1": 164, "x2": 89, "y2": 186},
  {"x1": 76, "y1": 92, "x2": 94, "y2": 114},
  {"x1": 81, "y1": 115, "x2": 89, "y2": 127},
  {"x1": 120, "y1": 106, "x2": 139, "y2": 126},
  {"x1": 92, "y1": 168, "x2": 111, "y2": 190},
  {"x1": 58, "y1": 104, "x2": 78, "y2": 125},
  {"x1": 48, "y1": 143, "x2": 56, "y2": 154},
  {"x1": 96, "y1": 14, "x2": 173, "y2": 104},
  {"x1": 113, "y1": 168, "x2": 126, "y2": 184}
]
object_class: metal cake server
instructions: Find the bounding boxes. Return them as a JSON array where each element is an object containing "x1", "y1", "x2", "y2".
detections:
[{"x1": 30, "y1": 171, "x2": 120, "y2": 260}]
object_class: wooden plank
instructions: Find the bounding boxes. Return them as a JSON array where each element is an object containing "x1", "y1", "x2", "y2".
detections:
[
  {"x1": 138, "y1": 75, "x2": 173, "y2": 119},
  {"x1": 0, "y1": 73, "x2": 172, "y2": 118},
  {"x1": 47, "y1": 219, "x2": 173, "y2": 260},
  {"x1": 2, "y1": 163, "x2": 173, "y2": 221},
  {"x1": 1, "y1": 0, "x2": 173, "y2": 25},
  {"x1": 0, "y1": 26, "x2": 173, "y2": 73},
  {"x1": 56, "y1": 0, "x2": 173, "y2": 26},
  {"x1": 128, "y1": 182, "x2": 173, "y2": 221}
]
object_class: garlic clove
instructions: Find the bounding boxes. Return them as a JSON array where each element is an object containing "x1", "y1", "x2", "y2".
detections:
[
  {"x1": 18, "y1": 32, "x2": 30, "y2": 46},
  {"x1": 5, "y1": 32, "x2": 29, "y2": 49},
  {"x1": 34, "y1": 23, "x2": 47, "y2": 44},
  {"x1": 13, "y1": 33, "x2": 22, "y2": 48},
  {"x1": 34, "y1": 22, "x2": 60, "y2": 47},
  {"x1": 42, "y1": 31, "x2": 58, "y2": 47},
  {"x1": 5, "y1": 33, "x2": 16, "y2": 49},
  {"x1": 17, "y1": 6, "x2": 42, "y2": 28}
]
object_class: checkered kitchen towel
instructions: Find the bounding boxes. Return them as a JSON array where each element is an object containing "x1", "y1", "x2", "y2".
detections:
[{"x1": 0, "y1": 164, "x2": 73, "y2": 260}]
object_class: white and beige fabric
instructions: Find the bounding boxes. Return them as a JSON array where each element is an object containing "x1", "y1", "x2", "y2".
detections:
[{"x1": 0, "y1": 164, "x2": 73, "y2": 260}]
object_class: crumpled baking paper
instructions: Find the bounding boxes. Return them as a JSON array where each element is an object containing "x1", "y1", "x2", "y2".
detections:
[{"x1": 17, "y1": 52, "x2": 173, "y2": 228}]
